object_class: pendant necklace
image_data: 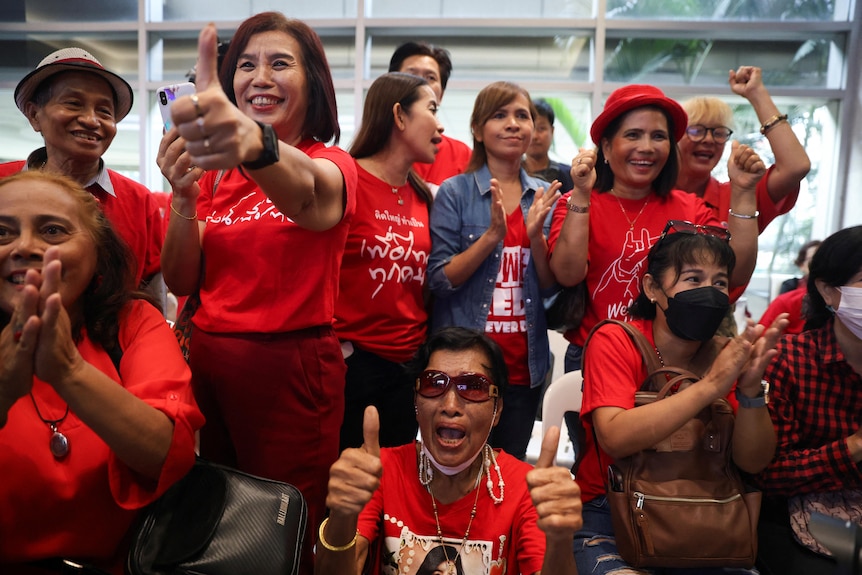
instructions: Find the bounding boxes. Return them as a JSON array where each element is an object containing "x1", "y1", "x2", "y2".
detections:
[
  {"x1": 30, "y1": 392, "x2": 70, "y2": 459},
  {"x1": 612, "y1": 189, "x2": 650, "y2": 230},
  {"x1": 428, "y1": 462, "x2": 483, "y2": 575},
  {"x1": 391, "y1": 186, "x2": 404, "y2": 206}
]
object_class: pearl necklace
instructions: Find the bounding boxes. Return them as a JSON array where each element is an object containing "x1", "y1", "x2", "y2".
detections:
[{"x1": 612, "y1": 189, "x2": 650, "y2": 230}]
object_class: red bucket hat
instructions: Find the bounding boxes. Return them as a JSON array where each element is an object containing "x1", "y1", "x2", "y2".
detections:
[
  {"x1": 590, "y1": 84, "x2": 687, "y2": 145},
  {"x1": 14, "y1": 47, "x2": 134, "y2": 121}
]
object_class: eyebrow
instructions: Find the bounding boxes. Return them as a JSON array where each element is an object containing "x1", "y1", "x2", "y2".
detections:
[{"x1": 239, "y1": 51, "x2": 297, "y2": 63}]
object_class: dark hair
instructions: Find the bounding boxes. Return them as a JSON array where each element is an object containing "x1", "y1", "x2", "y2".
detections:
[
  {"x1": 219, "y1": 12, "x2": 340, "y2": 144},
  {"x1": 794, "y1": 239, "x2": 822, "y2": 268},
  {"x1": 388, "y1": 41, "x2": 453, "y2": 92},
  {"x1": 533, "y1": 98, "x2": 555, "y2": 125},
  {"x1": 349, "y1": 72, "x2": 433, "y2": 205},
  {"x1": 629, "y1": 231, "x2": 735, "y2": 319},
  {"x1": 0, "y1": 171, "x2": 153, "y2": 356},
  {"x1": 411, "y1": 327, "x2": 509, "y2": 397},
  {"x1": 594, "y1": 105, "x2": 680, "y2": 198},
  {"x1": 466, "y1": 81, "x2": 536, "y2": 173},
  {"x1": 805, "y1": 226, "x2": 862, "y2": 330},
  {"x1": 416, "y1": 545, "x2": 464, "y2": 575}
]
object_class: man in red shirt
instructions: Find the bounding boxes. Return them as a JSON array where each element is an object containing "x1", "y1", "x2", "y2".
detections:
[
  {"x1": 1, "y1": 47, "x2": 164, "y2": 292},
  {"x1": 389, "y1": 41, "x2": 472, "y2": 192}
]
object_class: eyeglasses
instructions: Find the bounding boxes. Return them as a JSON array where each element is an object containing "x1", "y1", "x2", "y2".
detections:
[
  {"x1": 658, "y1": 220, "x2": 732, "y2": 244},
  {"x1": 685, "y1": 124, "x2": 733, "y2": 144},
  {"x1": 416, "y1": 370, "x2": 500, "y2": 403}
]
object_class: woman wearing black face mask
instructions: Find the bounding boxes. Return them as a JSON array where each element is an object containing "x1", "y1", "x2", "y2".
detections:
[{"x1": 573, "y1": 220, "x2": 789, "y2": 575}]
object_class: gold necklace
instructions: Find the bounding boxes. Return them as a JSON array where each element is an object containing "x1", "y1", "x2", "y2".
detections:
[
  {"x1": 428, "y1": 464, "x2": 483, "y2": 575},
  {"x1": 613, "y1": 189, "x2": 650, "y2": 230}
]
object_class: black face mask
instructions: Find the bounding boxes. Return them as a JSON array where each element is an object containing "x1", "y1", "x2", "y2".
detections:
[{"x1": 662, "y1": 286, "x2": 730, "y2": 341}]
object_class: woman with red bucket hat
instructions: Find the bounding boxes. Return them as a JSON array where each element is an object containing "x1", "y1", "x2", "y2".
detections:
[{"x1": 548, "y1": 84, "x2": 763, "y2": 374}]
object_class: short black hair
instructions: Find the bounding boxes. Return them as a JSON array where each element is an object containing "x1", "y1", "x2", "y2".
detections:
[
  {"x1": 388, "y1": 41, "x2": 453, "y2": 91},
  {"x1": 805, "y1": 226, "x2": 862, "y2": 330},
  {"x1": 533, "y1": 98, "x2": 555, "y2": 125},
  {"x1": 410, "y1": 327, "x2": 509, "y2": 396}
]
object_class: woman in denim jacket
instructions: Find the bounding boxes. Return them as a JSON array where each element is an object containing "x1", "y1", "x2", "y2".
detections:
[{"x1": 428, "y1": 81, "x2": 561, "y2": 460}]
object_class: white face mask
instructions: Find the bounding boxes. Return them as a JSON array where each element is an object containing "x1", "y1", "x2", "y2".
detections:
[{"x1": 835, "y1": 286, "x2": 862, "y2": 340}]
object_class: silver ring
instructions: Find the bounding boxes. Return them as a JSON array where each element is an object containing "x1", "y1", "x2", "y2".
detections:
[
  {"x1": 196, "y1": 116, "x2": 206, "y2": 135},
  {"x1": 190, "y1": 93, "x2": 203, "y2": 117},
  {"x1": 203, "y1": 138, "x2": 211, "y2": 151},
  {"x1": 577, "y1": 158, "x2": 582, "y2": 165}
]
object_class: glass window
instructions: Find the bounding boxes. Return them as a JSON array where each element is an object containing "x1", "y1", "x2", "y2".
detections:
[
  {"x1": 370, "y1": 34, "x2": 591, "y2": 83},
  {"x1": 1, "y1": 0, "x2": 137, "y2": 23},
  {"x1": 606, "y1": 0, "x2": 849, "y2": 21},
  {"x1": 0, "y1": 36, "x2": 139, "y2": 85},
  {"x1": 369, "y1": 0, "x2": 590, "y2": 17},
  {"x1": 603, "y1": 36, "x2": 844, "y2": 89},
  {"x1": 158, "y1": 0, "x2": 357, "y2": 21}
]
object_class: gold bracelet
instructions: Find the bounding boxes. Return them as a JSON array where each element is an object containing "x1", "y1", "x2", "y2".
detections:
[
  {"x1": 728, "y1": 208, "x2": 759, "y2": 220},
  {"x1": 318, "y1": 517, "x2": 359, "y2": 552},
  {"x1": 566, "y1": 201, "x2": 589, "y2": 214},
  {"x1": 760, "y1": 113, "x2": 788, "y2": 135},
  {"x1": 170, "y1": 201, "x2": 197, "y2": 221}
]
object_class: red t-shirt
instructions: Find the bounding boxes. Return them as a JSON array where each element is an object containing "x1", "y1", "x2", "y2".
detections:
[
  {"x1": 334, "y1": 163, "x2": 431, "y2": 362},
  {"x1": 0, "y1": 300, "x2": 203, "y2": 572},
  {"x1": 485, "y1": 209, "x2": 531, "y2": 386},
  {"x1": 579, "y1": 319, "x2": 737, "y2": 503},
  {"x1": 699, "y1": 168, "x2": 799, "y2": 302},
  {"x1": 0, "y1": 160, "x2": 164, "y2": 287},
  {"x1": 357, "y1": 442, "x2": 545, "y2": 575},
  {"x1": 412, "y1": 134, "x2": 472, "y2": 188},
  {"x1": 192, "y1": 140, "x2": 358, "y2": 334},
  {"x1": 548, "y1": 189, "x2": 720, "y2": 346},
  {"x1": 759, "y1": 284, "x2": 807, "y2": 334}
]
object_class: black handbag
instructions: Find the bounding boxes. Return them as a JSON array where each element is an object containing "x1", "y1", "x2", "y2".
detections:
[
  {"x1": 545, "y1": 282, "x2": 587, "y2": 333},
  {"x1": 128, "y1": 459, "x2": 307, "y2": 575}
]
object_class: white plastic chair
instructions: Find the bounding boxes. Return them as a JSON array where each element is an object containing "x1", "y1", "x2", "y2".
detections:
[{"x1": 541, "y1": 370, "x2": 583, "y2": 468}]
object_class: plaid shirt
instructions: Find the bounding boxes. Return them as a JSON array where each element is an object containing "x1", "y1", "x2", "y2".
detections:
[{"x1": 754, "y1": 319, "x2": 862, "y2": 496}]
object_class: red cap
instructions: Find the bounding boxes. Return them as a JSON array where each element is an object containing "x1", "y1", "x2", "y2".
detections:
[{"x1": 590, "y1": 84, "x2": 687, "y2": 145}]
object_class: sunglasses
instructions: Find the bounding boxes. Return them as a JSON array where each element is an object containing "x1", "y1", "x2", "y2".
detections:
[
  {"x1": 415, "y1": 370, "x2": 500, "y2": 403},
  {"x1": 685, "y1": 124, "x2": 734, "y2": 144},
  {"x1": 659, "y1": 219, "x2": 732, "y2": 244}
]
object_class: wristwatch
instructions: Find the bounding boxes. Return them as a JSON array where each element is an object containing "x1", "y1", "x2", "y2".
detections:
[
  {"x1": 242, "y1": 121, "x2": 280, "y2": 170},
  {"x1": 735, "y1": 380, "x2": 770, "y2": 408}
]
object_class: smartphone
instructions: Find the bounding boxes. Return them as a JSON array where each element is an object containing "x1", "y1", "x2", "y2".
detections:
[{"x1": 157, "y1": 82, "x2": 196, "y2": 130}]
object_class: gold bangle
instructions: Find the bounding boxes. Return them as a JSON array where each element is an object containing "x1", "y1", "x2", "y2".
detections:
[
  {"x1": 170, "y1": 201, "x2": 197, "y2": 221},
  {"x1": 566, "y1": 201, "x2": 589, "y2": 214},
  {"x1": 318, "y1": 517, "x2": 359, "y2": 552},
  {"x1": 760, "y1": 113, "x2": 788, "y2": 135}
]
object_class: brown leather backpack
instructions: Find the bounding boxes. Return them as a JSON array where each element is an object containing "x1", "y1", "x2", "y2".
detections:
[{"x1": 586, "y1": 320, "x2": 761, "y2": 568}]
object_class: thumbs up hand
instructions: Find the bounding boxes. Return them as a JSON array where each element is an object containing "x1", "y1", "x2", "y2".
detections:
[
  {"x1": 325, "y1": 406, "x2": 384, "y2": 516},
  {"x1": 171, "y1": 23, "x2": 265, "y2": 170},
  {"x1": 526, "y1": 426, "x2": 583, "y2": 542}
]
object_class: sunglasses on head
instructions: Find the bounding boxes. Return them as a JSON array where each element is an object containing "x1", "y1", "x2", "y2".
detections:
[
  {"x1": 658, "y1": 220, "x2": 732, "y2": 244},
  {"x1": 415, "y1": 370, "x2": 500, "y2": 403},
  {"x1": 685, "y1": 124, "x2": 733, "y2": 144}
]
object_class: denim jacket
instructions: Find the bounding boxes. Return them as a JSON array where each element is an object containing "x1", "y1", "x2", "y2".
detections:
[{"x1": 428, "y1": 164, "x2": 556, "y2": 387}]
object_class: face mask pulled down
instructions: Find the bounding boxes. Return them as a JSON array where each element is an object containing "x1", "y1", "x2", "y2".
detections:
[{"x1": 662, "y1": 286, "x2": 730, "y2": 342}]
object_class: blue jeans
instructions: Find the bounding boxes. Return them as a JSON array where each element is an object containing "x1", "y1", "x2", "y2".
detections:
[
  {"x1": 574, "y1": 497, "x2": 760, "y2": 575},
  {"x1": 489, "y1": 383, "x2": 542, "y2": 460}
]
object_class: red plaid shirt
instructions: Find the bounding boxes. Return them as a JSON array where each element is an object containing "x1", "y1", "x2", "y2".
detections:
[{"x1": 754, "y1": 319, "x2": 862, "y2": 496}]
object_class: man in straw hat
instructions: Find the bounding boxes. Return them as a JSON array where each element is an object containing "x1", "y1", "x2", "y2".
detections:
[{"x1": 0, "y1": 47, "x2": 163, "y2": 290}]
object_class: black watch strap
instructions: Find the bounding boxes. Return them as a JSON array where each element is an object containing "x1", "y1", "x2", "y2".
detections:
[{"x1": 241, "y1": 121, "x2": 279, "y2": 170}]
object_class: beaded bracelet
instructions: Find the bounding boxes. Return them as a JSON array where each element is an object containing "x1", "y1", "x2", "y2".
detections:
[
  {"x1": 318, "y1": 517, "x2": 359, "y2": 552},
  {"x1": 728, "y1": 208, "x2": 760, "y2": 220},
  {"x1": 760, "y1": 114, "x2": 788, "y2": 135},
  {"x1": 566, "y1": 201, "x2": 589, "y2": 214}
]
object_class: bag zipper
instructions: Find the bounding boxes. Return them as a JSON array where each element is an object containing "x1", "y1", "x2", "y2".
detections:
[{"x1": 634, "y1": 491, "x2": 742, "y2": 508}]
